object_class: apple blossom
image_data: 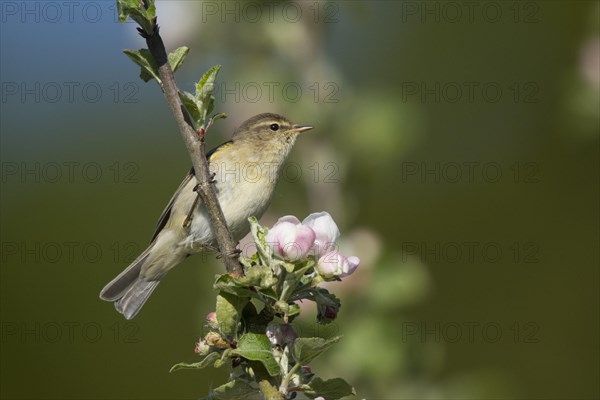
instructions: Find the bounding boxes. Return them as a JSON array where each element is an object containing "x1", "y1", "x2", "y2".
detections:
[
  {"x1": 266, "y1": 216, "x2": 316, "y2": 261},
  {"x1": 317, "y1": 251, "x2": 360, "y2": 279},
  {"x1": 302, "y1": 211, "x2": 340, "y2": 257}
]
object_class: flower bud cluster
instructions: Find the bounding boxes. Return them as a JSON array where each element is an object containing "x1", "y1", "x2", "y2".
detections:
[{"x1": 266, "y1": 211, "x2": 360, "y2": 280}]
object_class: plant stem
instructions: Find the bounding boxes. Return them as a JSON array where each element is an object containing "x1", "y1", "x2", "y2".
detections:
[
  {"x1": 142, "y1": 21, "x2": 243, "y2": 277},
  {"x1": 259, "y1": 380, "x2": 285, "y2": 400},
  {"x1": 279, "y1": 362, "x2": 301, "y2": 395}
]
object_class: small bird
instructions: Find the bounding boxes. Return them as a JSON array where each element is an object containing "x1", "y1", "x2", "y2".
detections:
[{"x1": 99, "y1": 113, "x2": 312, "y2": 319}]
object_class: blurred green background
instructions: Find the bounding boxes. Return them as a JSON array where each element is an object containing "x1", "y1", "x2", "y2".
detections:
[{"x1": 1, "y1": 1, "x2": 598, "y2": 399}]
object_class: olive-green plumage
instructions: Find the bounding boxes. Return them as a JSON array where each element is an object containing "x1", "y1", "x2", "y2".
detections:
[{"x1": 99, "y1": 113, "x2": 312, "y2": 319}]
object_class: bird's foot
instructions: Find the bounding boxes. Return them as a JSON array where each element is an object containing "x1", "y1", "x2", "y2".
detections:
[{"x1": 216, "y1": 248, "x2": 242, "y2": 259}]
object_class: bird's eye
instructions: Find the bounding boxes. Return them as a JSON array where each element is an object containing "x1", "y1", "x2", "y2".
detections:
[{"x1": 270, "y1": 123, "x2": 279, "y2": 131}]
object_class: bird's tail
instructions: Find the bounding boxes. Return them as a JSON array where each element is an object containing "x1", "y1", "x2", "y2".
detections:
[
  {"x1": 114, "y1": 278, "x2": 160, "y2": 320},
  {"x1": 99, "y1": 247, "x2": 159, "y2": 320}
]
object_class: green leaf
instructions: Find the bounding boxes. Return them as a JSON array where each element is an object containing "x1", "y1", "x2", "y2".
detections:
[
  {"x1": 295, "y1": 288, "x2": 341, "y2": 324},
  {"x1": 232, "y1": 333, "x2": 280, "y2": 376},
  {"x1": 239, "y1": 256, "x2": 256, "y2": 270},
  {"x1": 123, "y1": 49, "x2": 159, "y2": 83},
  {"x1": 196, "y1": 64, "x2": 221, "y2": 99},
  {"x1": 258, "y1": 287, "x2": 278, "y2": 301},
  {"x1": 195, "y1": 65, "x2": 221, "y2": 122},
  {"x1": 214, "y1": 264, "x2": 277, "y2": 306},
  {"x1": 213, "y1": 349, "x2": 232, "y2": 368},
  {"x1": 209, "y1": 380, "x2": 260, "y2": 400},
  {"x1": 287, "y1": 303, "x2": 301, "y2": 317},
  {"x1": 241, "y1": 302, "x2": 266, "y2": 334},
  {"x1": 116, "y1": 0, "x2": 156, "y2": 34},
  {"x1": 211, "y1": 112, "x2": 228, "y2": 123},
  {"x1": 280, "y1": 261, "x2": 315, "y2": 302},
  {"x1": 216, "y1": 292, "x2": 248, "y2": 339},
  {"x1": 315, "y1": 289, "x2": 341, "y2": 324},
  {"x1": 249, "y1": 216, "x2": 272, "y2": 266},
  {"x1": 168, "y1": 46, "x2": 189, "y2": 73},
  {"x1": 279, "y1": 260, "x2": 296, "y2": 273},
  {"x1": 116, "y1": 0, "x2": 127, "y2": 23},
  {"x1": 273, "y1": 300, "x2": 290, "y2": 314},
  {"x1": 235, "y1": 264, "x2": 277, "y2": 290},
  {"x1": 292, "y1": 336, "x2": 342, "y2": 365},
  {"x1": 116, "y1": 0, "x2": 140, "y2": 23},
  {"x1": 144, "y1": 0, "x2": 156, "y2": 18},
  {"x1": 178, "y1": 90, "x2": 202, "y2": 130},
  {"x1": 302, "y1": 377, "x2": 356, "y2": 400},
  {"x1": 169, "y1": 352, "x2": 219, "y2": 372},
  {"x1": 128, "y1": 11, "x2": 153, "y2": 35},
  {"x1": 214, "y1": 274, "x2": 262, "y2": 299},
  {"x1": 299, "y1": 272, "x2": 315, "y2": 286},
  {"x1": 123, "y1": 46, "x2": 187, "y2": 85}
]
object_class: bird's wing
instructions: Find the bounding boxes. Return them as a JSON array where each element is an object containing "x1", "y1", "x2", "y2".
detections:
[
  {"x1": 149, "y1": 167, "x2": 194, "y2": 243},
  {"x1": 149, "y1": 141, "x2": 234, "y2": 243},
  {"x1": 206, "y1": 140, "x2": 234, "y2": 161}
]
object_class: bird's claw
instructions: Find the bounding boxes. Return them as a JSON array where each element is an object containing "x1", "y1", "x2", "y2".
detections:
[{"x1": 216, "y1": 248, "x2": 242, "y2": 259}]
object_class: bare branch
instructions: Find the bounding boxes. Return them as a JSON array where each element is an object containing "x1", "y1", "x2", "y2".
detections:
[{"x1": 142, "y1": 20, "x2": 243, "y2": 277}]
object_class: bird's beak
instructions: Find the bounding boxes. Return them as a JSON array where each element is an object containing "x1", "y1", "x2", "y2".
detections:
[{"x1": 289, "y1": 125, "x2": 314, "y2": 134}]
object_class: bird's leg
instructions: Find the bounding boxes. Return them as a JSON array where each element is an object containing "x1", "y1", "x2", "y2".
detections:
[
  {"x1": 183, "y1": 184, "x2": 202, "y2": 228},
  {"x1": 194, "y1": 243, "x2": 219, "y2": 253}
]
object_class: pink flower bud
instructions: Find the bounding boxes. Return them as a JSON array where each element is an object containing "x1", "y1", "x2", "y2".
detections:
[
  {"x1": 317, "y1": 251, "x2": 360, "y2": 279},
  {"x1": 342, "y1": 256, "x2": 360, "y2": 278},
  {"x1": 266, "y1": 216, "x2": 316, "y2": 261},
  {"x1": 206, "y1": 311, "x2": 217, "y2": 322},
  {"x1": 205, "y1": 311, "x2": 218, "y2": 329},
  {"x1": 303, "y1": 211, "x2": 340, "y2": 257}
]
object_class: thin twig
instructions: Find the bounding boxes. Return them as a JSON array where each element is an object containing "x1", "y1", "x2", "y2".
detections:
[{"x1": 141, "y1": 20, "x2": 243, "y2": 277}]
